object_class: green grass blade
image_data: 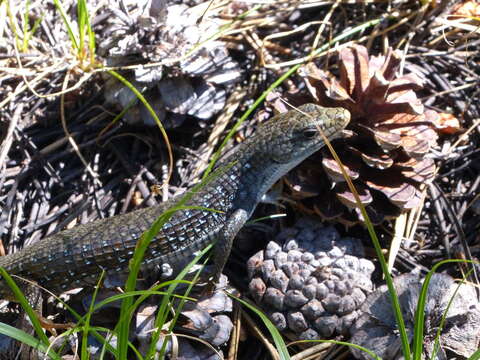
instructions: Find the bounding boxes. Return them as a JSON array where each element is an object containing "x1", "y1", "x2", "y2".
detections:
[
  {"x1": 412, "y1": 259, "x2": 477, "y2": 359},
  {"x1": 229, "y1": 294, "x2": 290, "y2": 360},
  {"x1": 91, "y1": 286, "x2": 195, "y2": 335},
  {"x1": 0, "y1": 268, "x2": 52, "y2": 347},
  {"x1": 431, "y1": 268, "x2": 474, "y2": 359},
  {"x1": 107, "y1": 69, "x2": 173, "y2": 182},
  {"x1": 24, "y1": 282, "x2": 119, "y2": 357},
  {"x1": 55, "y1": 325, "x2": 141, "y2": 360},
  {"x1": 155, "y1": 250, "x2": 211, "y2": 359},
  {"x1": 52, "y1": 0, "x2": 78, "y2": 50},
  {"x1": 25, "y1": 15, "x2": 43, "y2": 51},
  {"x1": 97, "y1": 331, "x2": 115, "y2": 360},
  {"x1": 21, "y1": 0, "x2": 30, "y2": 52},
  {"x1": 5, "y1": 0, "x2": 21, "y2": 52},
  {"x1": 108, "y1": 67, "x2": 234, "y2": 359},
  {"x1": 77, "y1": 0, "x2": 87, "y2": 61},
  {"x1": 92, "y1": 287, "x2": 193, "y2": 313},
  {"x1": 0, "y1": 322, "x2": 61, "y2": 360},
  {"x1": 96, "y1": 95, "x2": 138, "y2": 143},
  {"x1": 323, "y1": 137, "x2": 411, "y2": 359},
  {"x1": 312, "y1": 22, "x2": 418, "y2": 356},
  {"x1": 59, "y1": 305, "x2": 118, "y2": 358},
  {"x1": 76, "y1": 0, "x2": 96, "y2": 65},
  {"x1": 84, "y1": 1, "x2": 96, "y2": 64},
  {"x1": 468, "y1": 348, "x2": 480, "y2": 360},
  {"x1": 144, "y1": 243, "x2": 213, "y2": 359},
  {"x1": 81, "y1": 270, "x2": 105, "y2": 359}
]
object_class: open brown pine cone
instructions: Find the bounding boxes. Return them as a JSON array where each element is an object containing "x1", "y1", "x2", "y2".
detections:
[{"x1": 280, "y1": 44, "x2": 440, "y2": 225}]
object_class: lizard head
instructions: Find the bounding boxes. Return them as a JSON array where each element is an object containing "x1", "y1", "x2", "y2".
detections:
[{"x1": 260, "y1": 103, "x2": 351, "y2": 165}]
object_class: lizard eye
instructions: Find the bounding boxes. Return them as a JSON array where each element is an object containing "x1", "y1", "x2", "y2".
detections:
[{"x1": 302, "y1": 128, "x2": 318, "y2": 139}]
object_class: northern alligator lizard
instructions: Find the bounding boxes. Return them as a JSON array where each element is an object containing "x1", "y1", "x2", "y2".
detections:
[{"x1": 0, "y1": 104, "x2": 350, "y2": 299}]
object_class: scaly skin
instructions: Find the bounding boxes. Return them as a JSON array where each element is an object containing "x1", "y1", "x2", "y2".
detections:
[{"x1": 0, "y1": 104, "x2": 350, "y2": 299}]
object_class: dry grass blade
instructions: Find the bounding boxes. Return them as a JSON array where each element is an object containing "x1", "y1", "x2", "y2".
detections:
[
  {"x1": 13, "y1": 36, "x2": 92, "y2": 99},
  {"x1": 0, "y1": 61, "x2": 67, "y2": 108},
  {"x1": 172, "y1": 333, "x2": 224, "y2": 360},
  {"x1": 0, "y1": 104, "x2": 22, "y2": 172},
  {"x1": 388, "y1": 212, "x2": 407, "y2": 273},
  {"x1": 227, "y1": 304, "x2": 241, "y2": 360},
  {"x1": 241, "y1": 309, "x2": 281, "y2": 360},
  {"x1": 290, "y1": 342, "x2": 332, "y2": 360},
  {"x1": 404, "y1": 190, "x2": 427, "y2": 243},
  {"x1": 60, "y1": 69, "x2": 102, "y2": 186},
  {"x1": 261, "y1": 21, "x2": 328, "y2": 69},
  {"x1": 448, "y1": 117, "x2": 480, "y2": 154}
]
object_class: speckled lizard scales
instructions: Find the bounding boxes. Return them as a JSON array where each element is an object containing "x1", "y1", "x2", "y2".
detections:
[{"x1": 0, "y1": 104, "x2": 350, "y2": 298}]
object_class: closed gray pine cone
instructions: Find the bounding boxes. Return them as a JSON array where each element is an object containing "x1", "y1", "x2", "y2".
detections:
[{"x1": 247, "y1": 218, "x2": 374, "y2": 340}]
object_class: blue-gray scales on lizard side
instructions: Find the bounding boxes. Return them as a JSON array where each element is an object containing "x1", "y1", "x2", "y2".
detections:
[{"x1": 0, "y1": 104, "x2": 350, "y2": 299}]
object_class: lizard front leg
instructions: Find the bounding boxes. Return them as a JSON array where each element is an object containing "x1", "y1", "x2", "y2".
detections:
[{"x1": 211, "y1": 208, "x2": 249, "y2": 283}]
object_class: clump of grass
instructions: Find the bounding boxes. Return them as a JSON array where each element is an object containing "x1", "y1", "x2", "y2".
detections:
[{"x1": 52, "y1": 0, "x2": 97, "y2": 70}]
